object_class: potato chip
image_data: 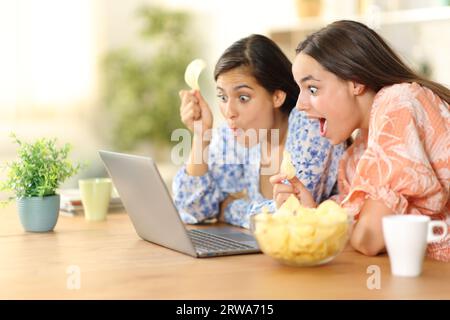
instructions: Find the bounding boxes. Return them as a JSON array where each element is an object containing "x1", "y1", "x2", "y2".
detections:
[
  {"x1": 275, "y1": 194, "x2": 301, "y2": 217},
  {"x1": 254, "y1": 222, "x2": 289, "y2": 257},
  {"x1": 317, "y1": 200, "x2": 347, "y2": 223},
  {"x1": 184, "y1": 58, "x2": 206, "y2": 90},
  {"x1": 280, "y1": 150, "x2": 296, "y2": 179}
]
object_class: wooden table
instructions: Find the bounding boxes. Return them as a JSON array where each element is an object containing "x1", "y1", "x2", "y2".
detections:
[{"x1": 1, "y1": 206, "x2": 449, "y2": 300}]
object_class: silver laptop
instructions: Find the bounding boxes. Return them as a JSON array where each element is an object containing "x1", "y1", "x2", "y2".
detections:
[{"x1": 99, "y1": 150, "x2": 260, "y2": 258}]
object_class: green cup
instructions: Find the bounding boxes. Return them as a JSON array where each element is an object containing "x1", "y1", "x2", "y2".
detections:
[{"x1": 79, "y1": 178, "x2": 112, "y2": 221}]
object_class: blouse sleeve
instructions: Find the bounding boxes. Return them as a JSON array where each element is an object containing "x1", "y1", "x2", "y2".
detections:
[
  {"x1": 172, "y1": 126, "x2": 246, "y2": 224},
  {"x1": 224, "y1": 198, "x2": 277, "y2": 229},
  {"x1": 286, "y1": 108, "x2": 346, "y2": 203},
  {"x1": 341, "y1": 90, "x2": 449, "y2": 217}
]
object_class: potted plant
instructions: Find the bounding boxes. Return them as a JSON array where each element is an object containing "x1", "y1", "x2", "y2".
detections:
[{"x1": 1, "y1": 134, "x2": 82, "y2": 232}]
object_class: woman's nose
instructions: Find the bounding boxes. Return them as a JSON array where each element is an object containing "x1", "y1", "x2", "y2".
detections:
[
  {"x1": 295, "y1": 93, "x2": 309, "y2": 112},
  {"x1": 224, "y1": 102, "x2": 238, "y2": 119}
]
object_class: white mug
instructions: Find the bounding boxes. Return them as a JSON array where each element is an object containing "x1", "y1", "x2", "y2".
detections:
[{"x1": 382, "y1": 215, "x2": 448, "y2": 277}]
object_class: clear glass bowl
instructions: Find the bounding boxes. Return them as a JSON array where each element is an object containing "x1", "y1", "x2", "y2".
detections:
[{"x1": 250, "y1": 212, "x2": 353, "y2": 267}]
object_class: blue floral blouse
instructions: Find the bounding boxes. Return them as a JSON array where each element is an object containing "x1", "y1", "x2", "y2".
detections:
[{"x1": 172, "y1": 108, "x2": 346, "y2": 229}]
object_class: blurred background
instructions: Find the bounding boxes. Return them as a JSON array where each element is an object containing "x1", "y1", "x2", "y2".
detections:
[{"x1": 0, "y1": 0, "x2": 449, "y2": 197}]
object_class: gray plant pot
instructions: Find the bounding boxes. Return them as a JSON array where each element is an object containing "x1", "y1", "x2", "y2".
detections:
[{"x1": 17, "y1": 195, "x2": 60, "y2": 232}]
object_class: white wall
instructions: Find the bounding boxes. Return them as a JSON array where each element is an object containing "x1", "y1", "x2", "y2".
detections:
[{"x1": 0, "y1": 0, "x2": 449, "y2": 195}]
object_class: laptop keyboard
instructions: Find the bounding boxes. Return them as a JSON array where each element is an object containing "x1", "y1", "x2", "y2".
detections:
[{"x1": 188, "y1": 229, "x2": 254, "y2": 253}]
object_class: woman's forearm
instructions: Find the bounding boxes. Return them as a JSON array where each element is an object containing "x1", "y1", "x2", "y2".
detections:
[
  {"x1": 350, "y1": 198, "x2": 393, "y2": 256},
  {"x1": 186, "y1": 133, "x2": 210, "y2": 176}
]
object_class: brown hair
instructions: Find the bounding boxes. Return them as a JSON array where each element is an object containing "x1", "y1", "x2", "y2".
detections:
[
  {"x1": 214, "y1": 34, "x2": 299, "y2": 115},
  {"x1": 296, "y1": 20, "x2": 450, "y2": 104}
]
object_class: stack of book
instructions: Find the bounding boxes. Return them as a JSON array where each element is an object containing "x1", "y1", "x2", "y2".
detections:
[{"x1": 59, "y1": 188, "x2": 124, "y2": 216}]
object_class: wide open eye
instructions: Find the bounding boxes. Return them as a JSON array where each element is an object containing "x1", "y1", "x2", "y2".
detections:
[
  {"x1": 309, "y1": 86, "x2": 318, "y2": 95},
  {"x1": 217, "y1": 94, "x2": 227, "y2": 103},
  {"x1": 239, "y1": 95, "x2": 250, "y2": 103}
]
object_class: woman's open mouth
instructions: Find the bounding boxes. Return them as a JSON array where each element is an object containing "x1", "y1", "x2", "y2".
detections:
[
  {"x1": 319, "y1": 118, "x2": 327, "y2": 137},
  {"x1": 230, "y1": 127, "x2": 242, "y2": 137}
]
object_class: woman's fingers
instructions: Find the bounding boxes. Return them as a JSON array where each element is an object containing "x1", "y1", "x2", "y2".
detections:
[
  {"x1": 273, "y1": 183, "x2": 296, "y2": 197},
  {"x1": 273, "y1": 183, "x2": 296, "y2": 208},
  {"x1": 180, "y1": 101, "x2": 200, "y2": 122},
  {"x1": 194, "y1": 90, "x2": 213, "y2": 128},
  {"x1": 289, "y1": 176, "x2": 317, "y2": 208},
  {"x1": 269, "y1": 173, "x2": 287, "y2": 185},
  {"x1": 180, "y1": 98, "x2": 199, "y2": 115},
  {"x1": 271, "y1": 175, "x2": 317, "y2": 209},
  {"x1": 194, "y1": 90, "x2": 209, "y2": 111},
  {"x1": 180, "y1": 101, "x2": 193, "y2": 119},
  {"x1": 179, "y1": 90, "x2": 199, "y2": 112},
  {"x1": 181, "y1": 107, "x2": 199, "y2": 124},
  {"x1": 271, "y1": 173, "x2": 294, "y2": 208},
  {"x1": 180, "y1": 108, "x2": 194, "y2": 124},
  {"x1": 288, "y1": 176, "x2": 305, "y2": 192},
  {"x1": 179, "y1": 90, "x2": 190, "y2": 109},
  {"x1": 275, "y1": 192, "x2": 297, "y2": 209}
]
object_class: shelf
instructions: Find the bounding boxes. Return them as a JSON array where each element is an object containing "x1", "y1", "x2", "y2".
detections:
[
  {"x1": 270, "y1": 6, "x2": 450, "y2": 34},
  {"x1": 268, "y1": 5, "x2": 450, "y2": 86}
]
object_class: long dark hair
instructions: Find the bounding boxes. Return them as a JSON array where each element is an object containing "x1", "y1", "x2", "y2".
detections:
[
  {"x1": 296, "y1": 20, "x2": 450, "y2": 104},
  {"x1": 214, "y1": 34, "x2": 299, "y2": 115}
]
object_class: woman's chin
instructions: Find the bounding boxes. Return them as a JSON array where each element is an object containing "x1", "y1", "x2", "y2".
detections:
[
  {"x1": 329, "y1": 134, "x2": 348, "y2": 146},
  {"x1": 331, "y1": 140, "x2": 341, "y2": 145}
]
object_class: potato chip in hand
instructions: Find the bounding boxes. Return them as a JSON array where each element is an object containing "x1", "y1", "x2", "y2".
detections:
[
  {"x1": 184, "y1": 59, "x2": 206, "y2": 91},
  {"x1": 280, "y1": 150, "x2": 296, "y2": 179}
]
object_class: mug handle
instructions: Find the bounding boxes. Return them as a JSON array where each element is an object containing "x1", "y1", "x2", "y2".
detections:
[{"x1": 427, "y1": 221, "x2": 448, "y2": 243}]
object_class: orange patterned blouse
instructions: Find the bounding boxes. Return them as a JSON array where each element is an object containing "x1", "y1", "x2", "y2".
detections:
[{"x1": 337, "y1": 82, "x2": 450, "y2": 262}]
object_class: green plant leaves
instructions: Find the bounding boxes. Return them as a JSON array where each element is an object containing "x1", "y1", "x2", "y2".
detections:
[{"x1": 0, "y1": 134, "x2": 82, "y2": 199}]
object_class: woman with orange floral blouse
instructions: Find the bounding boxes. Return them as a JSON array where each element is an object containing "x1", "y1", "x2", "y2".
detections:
[{"x1": 271, "y1": 20, "x2": 450, "y2": 262}]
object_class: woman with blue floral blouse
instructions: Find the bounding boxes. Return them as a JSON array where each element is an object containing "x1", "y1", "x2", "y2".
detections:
[{"x1": 173, "y1": 34, "x2": 345, "y2": 228}]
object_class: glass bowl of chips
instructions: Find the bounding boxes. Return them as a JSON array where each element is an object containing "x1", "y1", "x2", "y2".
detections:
[{"x1": 250, "y1": 195, "x2": 353, "y2": 267}]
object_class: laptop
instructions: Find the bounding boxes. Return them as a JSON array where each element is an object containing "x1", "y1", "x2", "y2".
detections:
[{"x1": 99, "y1": 150, "x2": 260, "y2": 258}]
